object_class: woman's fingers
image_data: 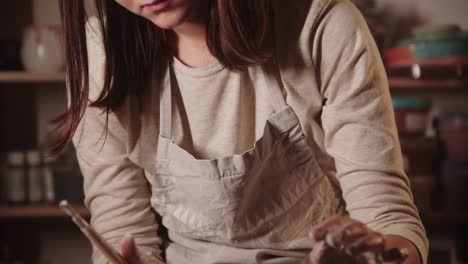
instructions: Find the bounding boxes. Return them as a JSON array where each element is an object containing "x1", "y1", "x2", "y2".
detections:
[
  {"x1": 312, "y1": 216, "x2": 409, "y2": 263},
  {"x1": 325, "y1": 221, "x2": 367, "y2": 250},
  {"x1": 381, "y1": 247, "x2": 409, "y2": 263},
  {"x1": 308, "y1": 241, "x2": 349, "y2": 264},
  {"x1": 342, "y1": 222, "x2": 367, "y2": 244},
  {"x1": 346, "y1": 232, "x2": 385, "y2": 256},
  {"x1": 120, "y1": 234, "x2": 143, "y2": 264}
]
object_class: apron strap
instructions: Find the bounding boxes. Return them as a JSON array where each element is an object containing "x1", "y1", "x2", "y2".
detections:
[
  {"x1": 260, "y1": 63, "x2": 287, "y2": 111},
  {"x1": 159, "y1": 64, "x2": 172, "y2": 139}
]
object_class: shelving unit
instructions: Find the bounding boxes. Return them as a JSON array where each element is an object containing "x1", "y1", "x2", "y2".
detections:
[
  {"x1": 0, "y1": 71, "x2": 65, "y2": 83},
  {"x1": 0, "y1": 2, "x2": 90, "y2": 262},
  {"x1": 390, "y1": 76, "x2": 468, "y2": 263},
  {"x1": 0, "y1": 205, "x2": 89, "y2": 218},
  {"x1": 389, "y1": 78, "x2": 468, "y2": 91},
  {"x1": 0, "y1": 69, "x2": 84, "y2": 264}
]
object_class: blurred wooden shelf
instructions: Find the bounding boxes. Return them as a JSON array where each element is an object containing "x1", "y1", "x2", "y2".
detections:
[
  {"x1": 0, "y1": 71, "x2": 65, "y2": 83},
  {"x1": 389, "y1": 78, "x2": 468, "y2": 91},
  {"x1": 0, "y1": 205, "x2": 89, "y2": 218}
]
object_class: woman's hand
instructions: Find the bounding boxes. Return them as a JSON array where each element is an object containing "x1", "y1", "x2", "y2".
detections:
[
  {"x1": 118, "y1": 235, "x2": 165, "y2": 264},
  {"x1": 119, "y1": 235, "x2": 145, "y2": 264},
  {"x1": 305, "y1": 216, "x2": 409, "y2": 264}
]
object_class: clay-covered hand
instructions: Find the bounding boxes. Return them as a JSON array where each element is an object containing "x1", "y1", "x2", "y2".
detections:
[{"x1": 303, "y1": 216, "x2": 409, "y2": 264}]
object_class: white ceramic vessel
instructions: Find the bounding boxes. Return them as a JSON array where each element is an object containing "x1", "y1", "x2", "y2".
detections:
[{"x1": 21, "y1": 25, "x2": 64, "y2": 72}]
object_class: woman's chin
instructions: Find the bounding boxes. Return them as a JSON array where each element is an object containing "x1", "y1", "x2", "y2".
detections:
[
  {"x1": 149, "y1": 19, "x2": 182, "y2": 29},
  {"x1": 144, "y1": 12, "x2": 187, "y2": 29}
]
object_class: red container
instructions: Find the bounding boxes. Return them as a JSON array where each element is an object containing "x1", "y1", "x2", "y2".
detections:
[
  {"x1": 437, "y1": 115, "x2": 468, "y2": 162},
  {"x1": 393, "y1": 98, "x2": 432, "y2": 136},
  {"x1": 385, "y1": 46, "x2": 415, "y2": 65}
]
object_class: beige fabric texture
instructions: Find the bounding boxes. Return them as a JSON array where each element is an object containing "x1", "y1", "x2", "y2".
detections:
[
  {"x1": 73, "y1": 0, "x2": 429, "y2": 263},
  {"x1": 151, "y1": 63, "x2": 345, "y2": 264}
]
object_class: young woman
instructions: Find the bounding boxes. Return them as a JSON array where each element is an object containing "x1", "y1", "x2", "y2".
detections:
[{"x1": 57, "y1": 0, "x2": 428, "y2": 263}]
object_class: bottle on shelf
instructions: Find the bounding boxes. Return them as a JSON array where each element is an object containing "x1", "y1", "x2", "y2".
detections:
[
  {"x1": 25, "y1": 150, "x2": 43, "y2": 204},
  {"x1": 3, "y1": 151, "x2": 26, "y2": 205},
  {"x1": 42, "y1": 154, "x2": 56, "y2": 204}
]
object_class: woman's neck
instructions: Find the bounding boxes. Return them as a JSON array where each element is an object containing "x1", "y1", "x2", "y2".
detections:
[{"x1": 170, "y1": 4, "x2": 218, "y2": 68}]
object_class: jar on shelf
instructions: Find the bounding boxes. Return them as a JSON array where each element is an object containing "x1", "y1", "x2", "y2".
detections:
[
  {"x1": 20, "y1": 25, "x2": 64, "y2": 72},
  {"x1": 393, "y1": 98, "x2": 432, "y2": 136},
  {"x1": 25, "y1": 150, "x2": 43, "y2": 204},
  {"x1": 42, "y1": 154, "x2": 56, "y2": 204},
  {"x1": 3, "y1": 151, "x2": 26, "y2": 204}
]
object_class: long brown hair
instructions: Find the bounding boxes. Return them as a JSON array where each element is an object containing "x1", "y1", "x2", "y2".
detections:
[{"x1": 52, "y1": 0, "x2": 273, "y2": 153}]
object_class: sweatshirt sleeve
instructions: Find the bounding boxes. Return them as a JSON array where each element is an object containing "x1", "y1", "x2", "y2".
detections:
[
  {"x1": 71, "y1": 17, "x2": 163, "y2": 264},
  {"x1": 316, "y1": 1, "x2": 428, "y2": 262}
]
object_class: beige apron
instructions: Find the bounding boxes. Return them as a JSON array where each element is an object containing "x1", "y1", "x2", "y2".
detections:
[{"x1": 151, "y1": 63, "x2": 343, "y2": 263}]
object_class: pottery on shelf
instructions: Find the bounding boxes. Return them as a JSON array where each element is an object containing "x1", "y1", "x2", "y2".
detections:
[{"x1": 21, "y1": 25, "x2": 64, "y2": 73}]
